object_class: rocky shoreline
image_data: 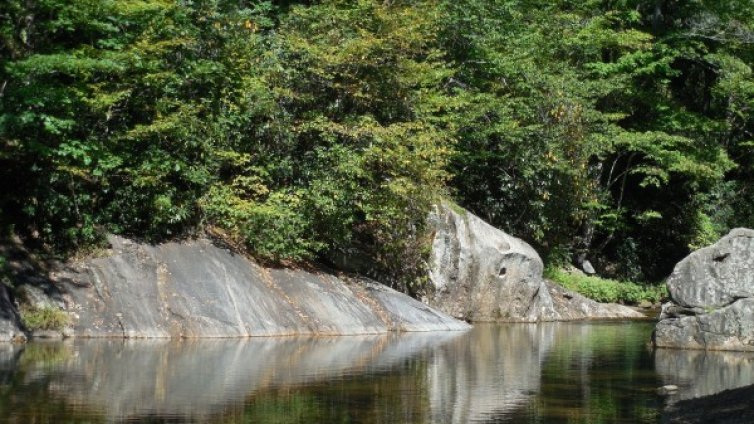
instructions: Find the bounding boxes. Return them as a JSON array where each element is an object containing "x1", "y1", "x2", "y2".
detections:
[{"x1": 1, "y1": 205, "x2": 646, "y2": 341}]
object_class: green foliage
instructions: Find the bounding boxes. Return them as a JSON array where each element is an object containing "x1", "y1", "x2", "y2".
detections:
[
  {"x1": 546, "y1": 268, "x2": 667, "y2": 305},
  {"x1": 688, "y1": 210, "x2": 722, "y2": 251},
  {"x1": 442, "y1": 0, "x2": 749, "y2": 279},
  {"x1": 2, "y1": 0, "x2": 754, "y2": 290},
  {"x1": 18, "y1": 343, "x2": 72, "y2": 369},
  {"x1": 1, "y1": 0, "x2": 455, "y2": 287},
  {"x1": 203, "y1": 186, "x2": 323, "y2": 261},
  {"x1": 202, "y1": 0, "x2": 454, "y2": 287},
  {"x1": 1, "y1": 0, "x2": 225, "y2": 247},
  {"x1": 20, "y1": 306, "x2": 71, "y2": 331}
]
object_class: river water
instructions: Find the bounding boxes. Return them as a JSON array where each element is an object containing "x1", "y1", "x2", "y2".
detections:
[{"x1": 1, "y1": 321, "x2": 753, "y2": 423}]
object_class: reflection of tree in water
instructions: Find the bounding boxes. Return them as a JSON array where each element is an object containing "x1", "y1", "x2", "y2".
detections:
[
  {"x1": 511, "y1": 323, "x2": 662, "y2": 424},
  {"x1": 0, "y1": 343, "x2": 106, "y2": 423},
  {"x1": 232, "y1": 362, "x2": 433, "y2": 424},
  {"x1": 228, "y1": 392, "x2": 331, "y2": 424}
]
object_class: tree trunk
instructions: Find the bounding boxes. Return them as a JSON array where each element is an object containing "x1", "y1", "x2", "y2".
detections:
[{"x1": 652, "y1": 1, "x2": 664, "y2": 34}]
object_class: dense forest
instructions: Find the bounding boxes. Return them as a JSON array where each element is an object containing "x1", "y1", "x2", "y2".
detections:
[{"x1": 1, "y1": 0, "x2": 753, "y2": 289}]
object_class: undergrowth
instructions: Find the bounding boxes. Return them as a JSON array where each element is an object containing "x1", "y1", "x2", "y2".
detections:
[
  {"x1": 20, "y1": 306, "x2": 70, "y2": 331},
  {"x1": 545, "y1": 268, "x2": 667, "y2": 305}
]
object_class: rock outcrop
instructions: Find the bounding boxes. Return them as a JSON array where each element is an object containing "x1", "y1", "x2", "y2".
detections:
[
  {"x1": 424, "y1": 204, "x2": 643, "y2": 322},
  {"x1": 1, "y1": 202, "x2": 646, "y2": 341},
  {"x1": 0, "y1": 285, "x2": 24, "y2": 342},
  {"x1": 655, "y1": 229, "x2": 754, "y2": 351},
  {"x1": 53, "y1": 236, "x2": 468, "y2": 338}
]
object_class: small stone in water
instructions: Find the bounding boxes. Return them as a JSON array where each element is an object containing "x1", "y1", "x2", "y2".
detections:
[{"x1": 657, "y1": 385, "x2": 679, "y2": 395}]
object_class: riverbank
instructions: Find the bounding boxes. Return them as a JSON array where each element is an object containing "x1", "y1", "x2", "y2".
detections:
[
  {"x1": 2, "y1": 205, "x2": 650, "y2": 341},
  {"x1": 664, "y1": 384, "x2": 754, "y2": 424}
]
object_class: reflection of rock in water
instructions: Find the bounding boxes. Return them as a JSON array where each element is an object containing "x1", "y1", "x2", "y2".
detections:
[
  {"x1": 655, "y1": 348, "x2": 754, "y2": 401},
  {"x1": 427, "y1": 322, "x2": 661, "y2": 424},
  {"x1": 427, "y1": 324, "x2": 555, "y2": 423},
  {"x1": 0, "y1": 343, "x2": 23, "y2": 386},
  {"x1": 14, "y1": 332, "x2": 464, "y2": 421}
]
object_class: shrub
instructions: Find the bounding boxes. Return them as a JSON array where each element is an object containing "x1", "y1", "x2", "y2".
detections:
[
  {"x1": 20, "y1": 307, "x2": 71, "y2": 331},
  {"x1": 545, "y1": 268, "x2": 667, "y2": 305}
]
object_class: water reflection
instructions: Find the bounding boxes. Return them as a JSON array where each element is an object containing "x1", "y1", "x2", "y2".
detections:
[
  {"x1": 1, "y1": 323, "x2": 753, "y2": 423},
  {"x1": 655, "y1": 348, "x2": 754, "y2": 401},
  {"x1": 514, "y1": 322, "x2": 661, "y2": 424},
  {"x1": 428, "y1": 324, "x2": 555, "y2": 423},
  {"x1": 0, "y1": 332, "x2": 464, "y2": 422}
]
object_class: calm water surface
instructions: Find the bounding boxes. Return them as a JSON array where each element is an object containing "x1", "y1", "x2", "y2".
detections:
[{"x1": 1, "y1": 322, "x2": 753, "y2": 423}]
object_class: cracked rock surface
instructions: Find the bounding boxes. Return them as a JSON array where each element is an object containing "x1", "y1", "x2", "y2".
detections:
[
  {"x1": 655, "y1": 229, "x2": 754, "y2": 351},
  {"x1": 56, "y1": 236, "x2": 469, "y2": 338}
]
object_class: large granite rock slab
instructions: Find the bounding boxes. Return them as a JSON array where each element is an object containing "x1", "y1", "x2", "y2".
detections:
[
  {"x1": 424, "y1": 204, "x2": 642, "y2": 322},
  {"x1": 655, "y1": 229, "x2": 754, "y2": 351},
  {"x1": 56, "y1": 236, "x2": 469, "y2": 338}
]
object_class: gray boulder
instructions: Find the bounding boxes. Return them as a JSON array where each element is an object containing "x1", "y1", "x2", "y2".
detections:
[
  {"x1": 56, "y1": 236, "x2": 469, "y2": 338},
  {"x1": 424, "y1": 204, "x2": 642, "y2": 322},
  {"x1": 655, "y1": 229, "x2": 754, "y2": 351},
  {"x1": 667, "y1": 228, "x2": 754, "y2": 309},
  {"x1": 581, "y1": 260, "x2": 596, "y2": 275}
]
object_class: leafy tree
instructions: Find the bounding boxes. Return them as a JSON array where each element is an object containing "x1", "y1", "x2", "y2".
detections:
[
  {"x1": 204, "y1": 0, "x2": 455, "y2": 289},
  {"x1": 1, "y1": 0, "x2": 753, "y2": 288},
  {"x1": 442, "y1": 0, "x2": 743, "y2": 280},
  {"x1": 1, "y1": 0, "x2": 235, "y2": 247}
]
